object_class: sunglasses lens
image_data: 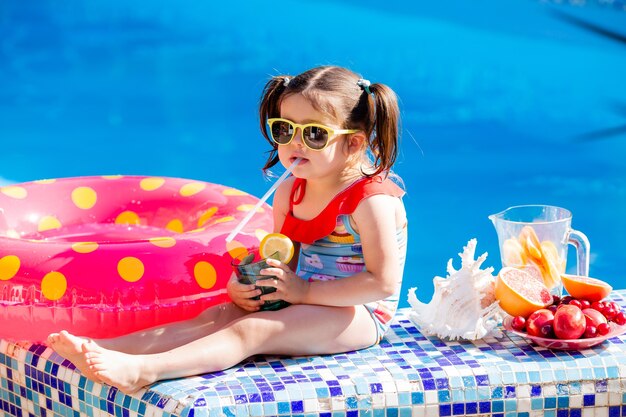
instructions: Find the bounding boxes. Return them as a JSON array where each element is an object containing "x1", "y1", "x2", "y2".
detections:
[
  {"x1": 270, "y1": 120, "x2": 294, "y2": 144},
  {"x1": 302, "y1": 126, "x2": 330, "y2": 150}
]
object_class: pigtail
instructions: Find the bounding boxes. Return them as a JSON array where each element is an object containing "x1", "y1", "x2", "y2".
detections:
[
  {"x1": 366, "y1": 83, "x2": 400, "y2": 177},
  {"x1": 259, "y1": 76, "x2": 290, "y2": 172}
]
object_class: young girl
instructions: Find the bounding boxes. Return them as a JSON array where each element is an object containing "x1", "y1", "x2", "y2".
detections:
[{"x1": 47, "y1": 65, "x2": 408, "y2": 394}]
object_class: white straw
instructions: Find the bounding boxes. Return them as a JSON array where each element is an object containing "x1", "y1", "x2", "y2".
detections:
[{"x1": 225, "y1": 158, "x2": 301, "y2": 242}]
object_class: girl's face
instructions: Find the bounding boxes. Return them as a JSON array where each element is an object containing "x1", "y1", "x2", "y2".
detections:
[{"x1": 278, "y1": 94, "x2": 357, "y2": 181}]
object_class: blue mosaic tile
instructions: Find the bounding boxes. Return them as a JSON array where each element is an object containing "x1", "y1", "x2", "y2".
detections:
[{"x1": 1, "y1": 291, "x2": 626, "y2": 416}]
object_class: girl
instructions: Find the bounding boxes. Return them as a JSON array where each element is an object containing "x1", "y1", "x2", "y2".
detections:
[{"x1": 47, "y1": 65, "x2": 408, "y2": 394}]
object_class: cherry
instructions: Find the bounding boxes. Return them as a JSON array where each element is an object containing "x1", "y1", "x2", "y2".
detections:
[
  {"x1": 596, "y1": 322, "x2": 611, "y2": 336},
  {"x1": 591, "y1": 301, "x2": 605, "y2": 312},
  {"x1": 548, "y1": 305, "x2": 558, "y2": 314},
  {"x1": 569, "y1": 299, "x2": 583, "y2": 309},
  {"x1": 613, "y1": 311, "x2": 626, "y2": 326},
  {"x1": 584, "y1": 325, "x2": 598, "y2": 339},
  {"x1": 580, "y1": 300, "x2": 591, "y2": 309},
  {"x1": 511, "y1": 316, "x2": 526, "y2": 331},
  {"x1": 603, "y1": 306, "x2": 617, "y2": 320},
  {"x1": 561, "y1": 296, "x2": 574, "y2": 305},
  {"x1": 540, "y1": 323, "x2": 554, "y2": 338},
  {"x1": 552, "y1": 295, "x2": 561, "y2": 305}
]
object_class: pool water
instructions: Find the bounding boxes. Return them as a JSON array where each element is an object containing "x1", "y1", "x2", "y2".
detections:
[{"x1": 1, "y1": 1, "x2": 625, "y2": 307}]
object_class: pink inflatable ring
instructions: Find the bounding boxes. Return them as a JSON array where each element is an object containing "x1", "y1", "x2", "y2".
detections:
[{"x1": 0, "y1": 175, "x2": 272, "y2": 343}]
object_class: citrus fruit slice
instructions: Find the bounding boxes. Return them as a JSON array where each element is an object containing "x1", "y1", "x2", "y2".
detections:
[
  {"x1": 495, "y1": 267, "x2": 553, "y2": 318},
  {"x1": 561, "y1": 274, "x2": 612, "y2": 302},
  {"x1": 259, "y1": 233, "x2": 294, "y2": 263},
  {"x1": 502, "y1": 238, "x2": 527, "y2": 266},
  {"x1": 519, "y1": 226, "x2": 542, "y2": 261},
  {"x1": 522, "y1": 262, "x2": 544, "y2": 284}
]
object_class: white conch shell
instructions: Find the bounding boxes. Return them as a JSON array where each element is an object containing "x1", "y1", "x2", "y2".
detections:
[{"x1": 407, "y1": 239, "x2": 502, "y2": 340}]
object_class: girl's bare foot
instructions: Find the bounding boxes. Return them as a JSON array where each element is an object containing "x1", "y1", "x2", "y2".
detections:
[
  {"x1": 83, "y1": 345, "x2": 156, "y2": 394},
  {"x1": 46, "y1": 331, "x2": 102, "y2": 382}
]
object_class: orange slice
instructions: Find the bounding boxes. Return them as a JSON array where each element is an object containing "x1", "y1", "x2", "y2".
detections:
[
  {"x1": 561, "y1": 274, "x2": 612, "y2": 302},
  {"x1": 259, "y1": 233, "x2": 294, "y2": 263},
  {"x1": 495, "y1": 267, "x2": 553, "y2": 318}
]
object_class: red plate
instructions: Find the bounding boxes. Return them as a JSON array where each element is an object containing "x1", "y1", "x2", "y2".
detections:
[{"x1": 502, "y1": 316, "x2": 626, "y2": 350}]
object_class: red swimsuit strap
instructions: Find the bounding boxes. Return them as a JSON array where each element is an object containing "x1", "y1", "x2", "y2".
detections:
[{"x1": 281, "y1": 175, "x2": 405, "y2": 245}]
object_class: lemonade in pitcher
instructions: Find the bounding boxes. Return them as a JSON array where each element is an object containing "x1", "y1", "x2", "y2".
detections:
[{"x1": 489, "y1": 205, "x2": 590, "y2": 296}]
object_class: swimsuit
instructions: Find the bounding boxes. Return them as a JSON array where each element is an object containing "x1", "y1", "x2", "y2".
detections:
[{"x1": 280, "y1": 175, "x2": 407, "y2": 342}]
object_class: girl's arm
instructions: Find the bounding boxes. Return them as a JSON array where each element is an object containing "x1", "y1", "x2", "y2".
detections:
[{"x1": 271, "y1": 177, "x2": 300, "y2": 271}]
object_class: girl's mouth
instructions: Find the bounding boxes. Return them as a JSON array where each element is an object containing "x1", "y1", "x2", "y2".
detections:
[{"x1": 290, "y1": 157, "x2": 307, "y2": 164}]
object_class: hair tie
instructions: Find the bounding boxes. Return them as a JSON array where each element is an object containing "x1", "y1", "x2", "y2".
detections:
[
  {"x1": 357, "y1": 78, "x2": 372, "y2": 95},
  {"x1": 283, "y1": 77, "x2": 291, "y2": 87}
]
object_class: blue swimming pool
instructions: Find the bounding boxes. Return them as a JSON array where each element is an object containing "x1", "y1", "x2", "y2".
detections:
[{"x1": 1, "y1": 1, "x2": 625, "y2": 307}]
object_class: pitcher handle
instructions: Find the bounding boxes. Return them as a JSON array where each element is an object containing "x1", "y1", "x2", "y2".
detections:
[{"x1": 568, "y1": 228, "x2": 590, "y2": 276}]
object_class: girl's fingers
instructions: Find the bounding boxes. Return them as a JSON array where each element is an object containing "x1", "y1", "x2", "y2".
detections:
[{"x1": 255, "y1": 278, "x2": 279, "y2": 288}]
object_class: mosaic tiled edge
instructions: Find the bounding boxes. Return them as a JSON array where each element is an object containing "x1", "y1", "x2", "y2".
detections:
[{"x1": 1, "y1": 291, "x2": 625, "y2": 417}]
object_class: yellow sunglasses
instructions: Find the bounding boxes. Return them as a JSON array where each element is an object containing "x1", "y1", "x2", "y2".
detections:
[{"x1": 267, "y1": 118, "x2": 358, "y2": 151}]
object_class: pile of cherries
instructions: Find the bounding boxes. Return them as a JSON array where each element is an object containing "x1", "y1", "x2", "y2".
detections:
[{"x1": 511, "y1": 296, "x2": 626, "y2": 340}]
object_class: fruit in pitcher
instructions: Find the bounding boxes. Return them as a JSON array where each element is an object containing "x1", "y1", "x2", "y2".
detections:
[
  {"x1": 561, "y1": 274, "x2": 612, "y2": 302},
  {"x1": 502, "y1": 238, "x2": 527, "y2": 266},
  {"x1": 526, "y1": 309, "x2": 555, "y2": 337},
  {"x1": 504, "y1": 226, "x2": 563, "y2": 290},
  {"x1": 495, "y1": 267, "x2": 553, "y2": 318},
  {"x1": 553, "y1": 305, "x2": 586, "y2": 340}
]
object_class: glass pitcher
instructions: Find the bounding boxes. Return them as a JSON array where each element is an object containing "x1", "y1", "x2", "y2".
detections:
[{"x1": 489, "y1": 205, "x2": 590, "y2": 296}]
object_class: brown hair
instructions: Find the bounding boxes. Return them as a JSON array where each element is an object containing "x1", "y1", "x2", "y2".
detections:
[{"x1": 259, "y1": 66, "x2": 400, "y2": 177}]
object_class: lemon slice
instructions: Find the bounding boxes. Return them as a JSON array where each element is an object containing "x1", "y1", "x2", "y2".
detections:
[{"x1": 259, "y1": 233, "x2": 294, "y2": 263}]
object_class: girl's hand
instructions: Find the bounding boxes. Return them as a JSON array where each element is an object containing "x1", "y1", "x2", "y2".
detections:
[
  {"x1": 226, "y1": 273, "x2": 264, "y2": 312},
  {"x1": 257, "y1": 258, "x2": 310, "y2": 305}
]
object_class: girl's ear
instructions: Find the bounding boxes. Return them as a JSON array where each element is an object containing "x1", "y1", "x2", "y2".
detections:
[{"x1": 347, "y1": 132, "x2": 367, "y2": 155}]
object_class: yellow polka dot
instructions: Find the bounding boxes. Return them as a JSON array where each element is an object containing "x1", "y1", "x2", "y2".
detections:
[
  {"x1": 38, "y1": 216, "x2": 62, "y2": 232},
  {"x1": 197, "y1": 207, "x2": 218, "y2": 227},
  {"x1": 213, "y1": 216, "x2": 235, "y2": 224},
  {"x1": 180, "y1": 182, "x2": 206, "y2": 197},
  {"x1": 222, "y1": 188, "x2": 248, "y2": 196},
  {"x1": 102, "y1": 175, "x2": 123, "y2": 180},
  {"x1": 166, "y1": 219, "x2": 184, "y2": 233},
  {"x1": 41, "y1": 271, "x2": 67, "y2": 301},
  {"x1": 226, "y1": 240, "x2": 248, "y2": 260},
  {"x1": 71, "y1": 186, "x2": 97, "y2": 210},
  {"x1": 149, "y1": 237, "x2": 176, "y2": 248},
  {"x1": 237, "y1": 204, "x2": 265, "y2": 213},
  {"x1": 255, "y1": 228, "x2": 269, "y2": 242},
  {"x1": 71, "y1": 242, "x2": 99, "y2": 253},
  {"x1": 140, "y1": 177, "x2": 165, "y2": 191},
  {"x1": 117, "y1": 257, "x2": 144, "y2": 282},
  {"x1": 0, "y1": 255, "x2": 20, "y2": 280},
  {"x1": 1, "y1": 186, "x2": 27, "y2": 199},
  {"x1": 34, "y1": 179, "x2": 56, "y2": 184},
  {"x1": 115, "y1": 211, "x2": 141, "y2": 225},
  {"x1": 193, "y1": 261, "x2": 217, "y2": 289}
]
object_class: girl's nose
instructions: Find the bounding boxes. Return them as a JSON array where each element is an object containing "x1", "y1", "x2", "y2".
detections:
[{"x1": 291, "y1": 128, "x2": 305, "y2": 147}]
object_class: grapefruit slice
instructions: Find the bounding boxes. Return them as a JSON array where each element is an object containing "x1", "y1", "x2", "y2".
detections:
[
  {"x1": 259, "y1": 233, "x2": 294, "y2": 263},
  {"x1": 561, "y1": 274, "x2": 612, "y2": 302},
  {"x1": 495, "y1": 267, "x2": 553, "y2": 318}
]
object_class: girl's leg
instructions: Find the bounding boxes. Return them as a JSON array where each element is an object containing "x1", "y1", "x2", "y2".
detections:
[
  {"x1": 47, "y1": 301, "x2": 248, "y2": 374},
  {"x1": 97, "y1": 302, "x2": 249, "y2": 353},
  {"x1": 80, "y1": 304, "x2": 377, "y2": 394}
]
